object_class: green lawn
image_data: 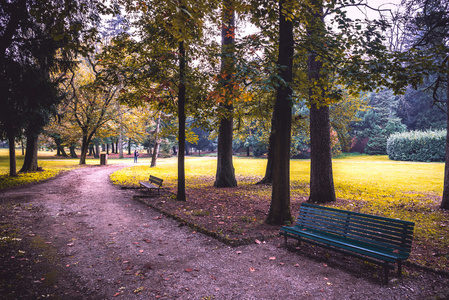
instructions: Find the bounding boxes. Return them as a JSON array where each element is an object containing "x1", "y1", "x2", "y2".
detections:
[{"x1": 112, "y1": 154, "x2": 449, "y2": 271}]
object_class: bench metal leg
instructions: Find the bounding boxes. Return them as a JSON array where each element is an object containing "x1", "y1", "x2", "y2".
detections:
[
  {"x1": 397, "y1": 260, "x2": 402, "y2": 277},
  {"x1": 384, "y1": 266, "x2": 389, "y2": 285}
]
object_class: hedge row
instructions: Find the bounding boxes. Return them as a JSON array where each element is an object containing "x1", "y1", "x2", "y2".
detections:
[{"x1": 387, "y1": 129, "x2": 446, "y2": 162}]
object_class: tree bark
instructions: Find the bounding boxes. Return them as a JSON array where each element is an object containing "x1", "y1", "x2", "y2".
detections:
[
  {"x1": 79, "y1": 129, "x2": 93, "y2": 165},
  {"x1": 266, "y1": 0, "x2": 293, "y2": 225},
  {"x1": 441, "y1": 61, "x2": 449, "y2": 209},
  {"x1": 214, "y1": 0, "x2": 237, "y2": 188},
  {"x1": 177, "y1": 41, "x2": 187, "y2": 201},
  {"x1": 257, "y1": 115, "x2": 275, "y2": 185},
  {"x1": 128, "y1": 138, "x2": 131, "y2": 155},
  {"x1": 308, "y1": 104, "x2": 336, "y2": 203},
  {"x1": 94, "y1": 142, "x2": 100, "y2": 159},
  {"x1": 151, "y1": 111, "x2": 162, "y2": 167},
  {"x1": 8, "y1": 134, "x2": 17, "y2": 177},
  {"x1": 307, "y1": 0, "x2": 336, "y2": 204},
  {"x1": 118, "y1": 103, "x2": 124, "y2": 158},
  {"x1": 70, "y1": 145, "x2": 77, "y2": 158},
  {"x1": 19, "y1": 132, "x2": 39, "y2": 172},
  {"x1": 118, "y1": 135, "x2": 123, "y2": 158}
]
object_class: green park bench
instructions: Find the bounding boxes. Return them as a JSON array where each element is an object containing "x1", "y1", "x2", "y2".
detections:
[
  {"x1": 280, "y1": 203, "x2": 415, "y2": 284},
  {"x1": 139, "y1": 175, "x2": 163, "y2": 195}
]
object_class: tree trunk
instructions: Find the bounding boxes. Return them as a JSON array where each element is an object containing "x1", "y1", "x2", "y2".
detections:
[
  {"x1": 441, "y1": 62, "x2": 449, "y2": 209},
  {"x1": 118, "y1": 137, "x2": 123, "y2": 158},
  {"x1": 214, "y1": 0, "x2": 237, "y2": 188},
  {"x1": 307, "y1": 0, "x2": 336, "y2": 204},
  {"x1": 266, "y1": 0, "x2": 293, "y2": 225},
  {"x1": 79, "y1": 130, "x2": 90, "y2": 165},
  {"x1": 257, "y1": 115, "x2": 275, "y2": 185},
  {"x1": 70, "y1": 145, "x2": 77, "y2": 158},
  {"x1": 177, "y1": 40, "x2": 187, "y2": 201},
  {"x1": 308, "y1": 104, "x2": 336, "y2": 203},
  {"x1": 106, "y1": 144, "x2": 109, "y2": 155},
  {"x1": 111, "y1": 142, "x2": 115, "y2": 154},
  {"x1": 54, "y1": 136, "x2": 67, "y2": 157},
  {"x1": 128, "y1": 138, "x2": 131, "y2": 155},
  {"x1": 94, "y1": 143, "x2": 100, "y2": 159},
  {"x1": 8, "y1": 134, "x2": 17, "y2": 177},
  {"x1": 19, "y1": 132, "x2": 39, "y2": 172},
  {"x1": 118, "y1": 103, "x2": 124, "y2": 158},
  {"x1": 151, "y1": 111, "x2": 162, "y2": 167}
]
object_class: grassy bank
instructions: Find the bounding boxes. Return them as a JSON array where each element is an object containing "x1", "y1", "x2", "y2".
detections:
[{"x1": 0, "y1": 148, "x2": 133, "y2": 189}]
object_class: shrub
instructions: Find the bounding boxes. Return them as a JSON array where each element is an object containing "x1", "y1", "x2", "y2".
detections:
[{"x1": 387, "y1": 129, "x2": 446, "y2": 162}]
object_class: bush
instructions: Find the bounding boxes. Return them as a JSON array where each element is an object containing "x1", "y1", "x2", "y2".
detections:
[{"x1": 387, "y1": 129, "x2": 446, "y2": 162}]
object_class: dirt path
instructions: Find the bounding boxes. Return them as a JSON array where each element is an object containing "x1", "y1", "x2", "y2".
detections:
[{"x1": 1, "y1": 165, "x2": 448, "y2": 299}]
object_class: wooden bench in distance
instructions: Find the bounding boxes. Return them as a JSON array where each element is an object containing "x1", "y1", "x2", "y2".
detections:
[
  {"x1": 139, "y1": 175, "x2": 163, "y2": 195},
  {"x1": 280, "y1": 203, "x2": 415, "y2": 284}
]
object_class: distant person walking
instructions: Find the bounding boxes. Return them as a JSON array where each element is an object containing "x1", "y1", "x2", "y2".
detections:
[{"x1": 134, "y1": 150, "x2": 139, "y2": 163}]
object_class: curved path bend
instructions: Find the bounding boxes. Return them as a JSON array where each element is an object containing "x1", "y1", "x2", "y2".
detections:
[{"x1": 0, "y1": 165, "x2": 447, "y2": 299}]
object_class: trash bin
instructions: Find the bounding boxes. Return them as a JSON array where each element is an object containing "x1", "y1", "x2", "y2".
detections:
[{"x1": 100, "y1": 154, "x2": 108, "y2": 165}]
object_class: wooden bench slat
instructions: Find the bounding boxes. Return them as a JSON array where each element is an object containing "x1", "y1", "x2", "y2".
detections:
[
  {"x1": 296, "y1": 217, "x2": 414, "y2": 249},
  {"x1": 280, "y1": 203, "x2": 415, "y2": 284},
  {"x1": 282, "y1": 226, "x2": 407, "y2": 261}
]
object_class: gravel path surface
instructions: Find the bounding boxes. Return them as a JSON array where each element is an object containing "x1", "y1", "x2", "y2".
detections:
[{"x1": 1, "y1": 164, "x2": 448, "y2": 299}]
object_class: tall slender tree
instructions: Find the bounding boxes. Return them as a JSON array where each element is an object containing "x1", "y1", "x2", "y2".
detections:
[
  {"x1": 306, "y1": 0, "x2": 336, "y2": 203},
  {"x1": 215, "y1": 0, "x2": 238, "y2": 188},
  {"x1": 266, "y1": 0, "x2": 294, "y2": 225}
]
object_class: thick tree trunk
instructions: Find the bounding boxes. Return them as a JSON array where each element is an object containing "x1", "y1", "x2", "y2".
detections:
[
  {"x1": 57, "y1": 146, "x2": 67, "y2": 157},
  {"x1": 70, "y1": 145, "x2": 77, "y2": 158},
  {"x1": 308, "y1": 104, "x2": 336, "y2": 203},
  {"x1": 8, "y1": 134, "x2": 17, "y2": 177},
  {"x1": 214, "y1": 0, "x2": 237, "y2": 188},
  {"x1": 118, "y1": 136, "x2": 123, "y2": 158},
  {"x1": 215, "y1": 106, "x2": 237, "y2": 187},
  {"x1": 266, "y1": 0, "x2": 293, "y2": 225},
  {"x1": 257, "y1": 115, "x2": 275, "y2": 185},
  {"x1": 177, "y1": 41, "x2": 187, "y2": 201},
  {"x1": 151, "y1": 112, "x2": 162, "y2": 167},
  {"x1": 19, "y1": 132, "x2": 39, "y2": 172},
  {"x1": 111, "y1": 142, "x2": 115, "y2": 154},
  {"x1": 106, "y1": 144, "x2": 109, "y2": 155},
  {"x1": 307, "y1": 0, "x2": 336, "y2": 204},
  {"x1": 441, "y1": 65, "x2": 449, "y2": 209}
]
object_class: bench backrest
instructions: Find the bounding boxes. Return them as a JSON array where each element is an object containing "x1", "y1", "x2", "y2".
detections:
[
  {"x1": 296, "y1": 203, "x2": 415, "y2": 256},
  {"x1": 149, "y1": 175, "x2": 163, "y2": 186}
]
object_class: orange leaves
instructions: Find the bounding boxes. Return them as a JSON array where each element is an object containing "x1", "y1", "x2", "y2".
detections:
[{"x1": 208, "y1": 71, "x2": 254, "y2": 105}]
